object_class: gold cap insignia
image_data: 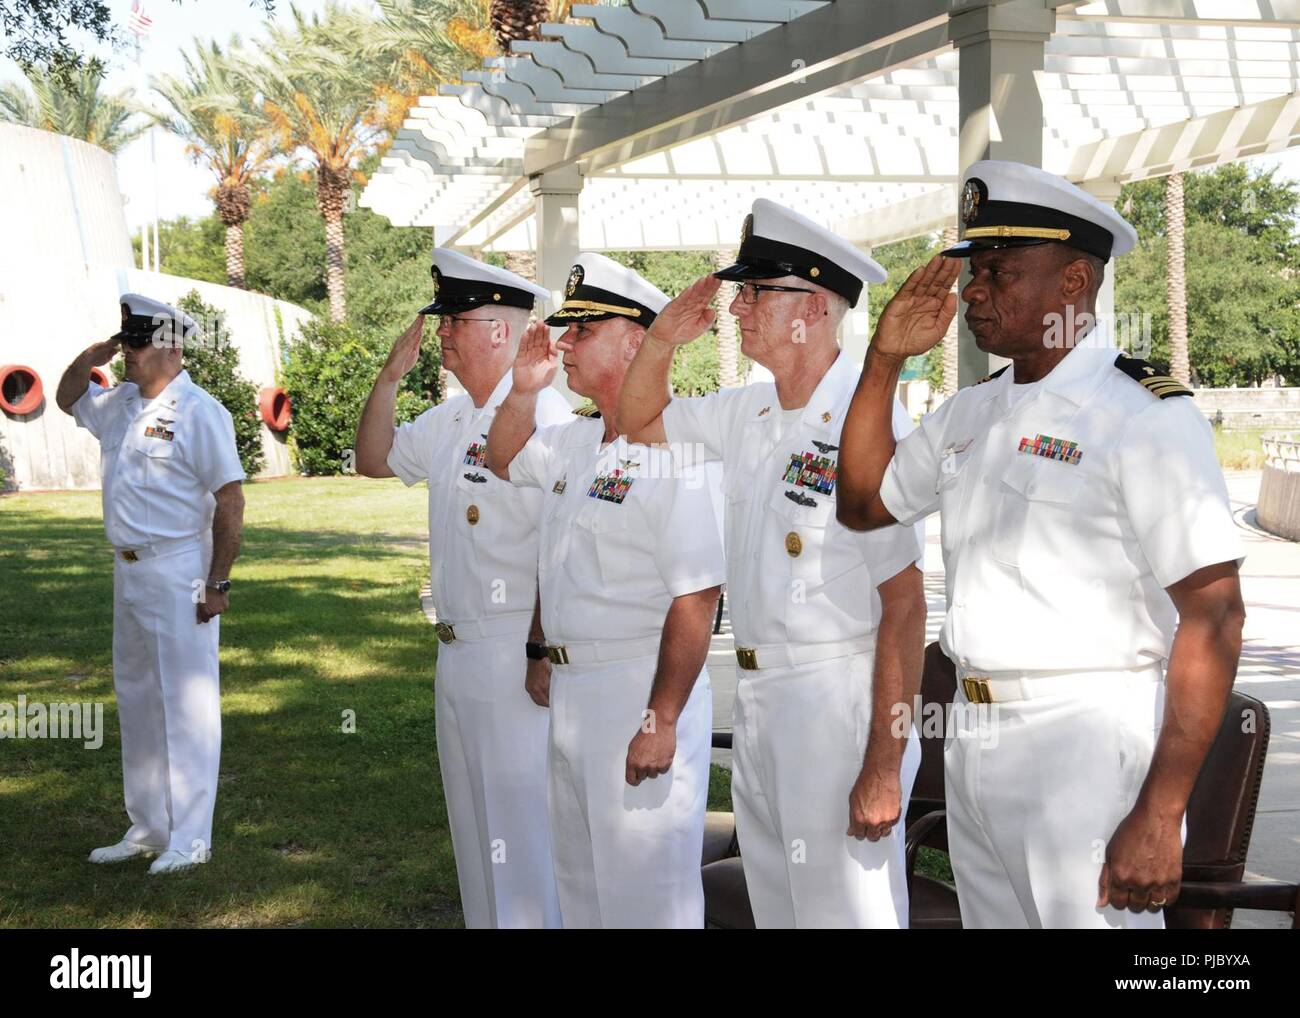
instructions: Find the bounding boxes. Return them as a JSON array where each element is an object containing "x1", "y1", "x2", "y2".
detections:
[
  {"x1": 566, "y1": 264, "x2": 583, "y2": 298},
  {"x1": 960, "y1": 178, "x2": 987, "y2": 226}
]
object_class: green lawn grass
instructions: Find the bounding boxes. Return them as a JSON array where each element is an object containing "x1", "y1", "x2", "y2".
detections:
[
  {"x1": 0, "y1": 476, "x2": 735, "y2": 928},
  {"x1": 1213, "y1": 427, "x2": 1268, "y2": 470}
]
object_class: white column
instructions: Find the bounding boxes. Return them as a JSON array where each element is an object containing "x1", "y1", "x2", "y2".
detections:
[
  {"x1": 531, "y1": 166, "x2": 583, "y2": 405},
  {"x1": 953, "y1": 0, "x2": 1054, "y2": 387},
  {"x1": 1081, "y1": 177, "x2": 1121, "y2": 350},
  {"x1": 841, "y1": 244, "x2": 873, "y2": 369}
]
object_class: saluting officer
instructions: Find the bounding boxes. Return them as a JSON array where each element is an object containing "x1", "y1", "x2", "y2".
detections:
[
  {"x1": 836, "y1": 161, "x2": 1246, "y2": 928},
  {"x1": 617, "y1": 202, "x2": 928, "y2": 929},
  {"x1": 56, "y1": 293, "x2": 246, "y2": 875},
  {"x1": 355, "y1": 250, "x2": 569, "y2": 929},
  {"x1": 487, "y1": 253, "x2": 726, "y2": 929}
]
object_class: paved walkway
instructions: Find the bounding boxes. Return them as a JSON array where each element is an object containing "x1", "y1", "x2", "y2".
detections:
[{"x1": 705, "y1": 470, "x2": 1298, "y2": 927}]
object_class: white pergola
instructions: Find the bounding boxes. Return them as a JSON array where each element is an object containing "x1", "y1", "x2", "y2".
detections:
[{"x1": 362, "y1": 0, "x2": 1300, "y2": 385}]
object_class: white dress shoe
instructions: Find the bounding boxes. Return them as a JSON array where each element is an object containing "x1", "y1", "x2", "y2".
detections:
[
  {"x1": 88, "y1": 839, "x2": 164, "y2": 864},
  {"x1": 148, "y1": 850, "x2": 207, "y2": 875}
]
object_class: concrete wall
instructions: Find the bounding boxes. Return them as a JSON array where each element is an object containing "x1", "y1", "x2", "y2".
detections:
[
  {"x1": 1192, "y1": 387, "x2": 1300, "y2": 430},
  {"x1": 0, "y1": 124, "x2": 313, "y2": 491}
]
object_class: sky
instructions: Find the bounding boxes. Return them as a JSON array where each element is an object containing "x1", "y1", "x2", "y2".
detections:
[{"x1": 4, "y1": 0, "x2": 1300, "y2": 237}]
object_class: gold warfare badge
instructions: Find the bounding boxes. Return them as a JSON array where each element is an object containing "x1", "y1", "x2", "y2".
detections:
[
  {"x1": 960, "y1": 178, "x2": 987, "y2": 225},
  {"x1": 566, "y1": 263, "x2": 584, "y2": 298}
]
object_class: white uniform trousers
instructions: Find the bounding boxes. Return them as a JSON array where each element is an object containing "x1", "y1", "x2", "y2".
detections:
[
  {"x1": 731, "y1": 650, "x2": 921, "y2": 928},
  {"x1": 435, "y1": 628, "x2": 561, "y2": 929},
  {"x1": 547, "y1": 657, "x2": 711, "y2": 928},
  {"x1": 111, "y1": 538, "x2": 221, "y2": 856},
  {"x1": 944, "y1": 666, "x2": 1168, "y2": 929}
]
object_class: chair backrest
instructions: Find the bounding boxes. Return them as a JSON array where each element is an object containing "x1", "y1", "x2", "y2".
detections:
[
  {"x1": 906, "y1": 642, "x2": 956, "y2": 825},
  {"x1": 1168, "y1": 688, "x2": 1271, "y2": 929}
]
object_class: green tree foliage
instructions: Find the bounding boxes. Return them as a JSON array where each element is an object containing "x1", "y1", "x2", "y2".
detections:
[
  {"x1": 615, "y1": 249, "x2": 740, "y2": 395},
  {"x1": 0, "y1": 62, "x2": 145, "y2": 151},
  {"x1": 110, "y1": 290, "x2": 264, "y2": 476},
  {"x1": 280, "y1": 318, "x2": 440, "y2": 476},
  {"x1": 1117, "y1": 164, "x2": 1300, "y2": 385}
]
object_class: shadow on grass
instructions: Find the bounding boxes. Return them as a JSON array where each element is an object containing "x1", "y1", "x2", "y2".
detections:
[{"x1": 0, "y1": 502, "x2": 466, "y2": 928}]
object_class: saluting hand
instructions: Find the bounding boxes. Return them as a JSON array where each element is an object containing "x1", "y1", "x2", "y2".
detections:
[
  {"x1": 847, "y1": 763, "x2": 902, "y2": 842},
  {"x1": 83, "y1": 337, "x2": 121, "y2": 366},
  {"x1": 871, "y1": 254, "x2": 961, "y2": 360},
  {"x1": 645, "y1": 273, "x2": 720, "y2": 348},
  {"x1": 511, "y1": 320, "x2": 558, "y2": 395},
  {"x1": 379, "y1": 316, "x2": 424, "y2": 384}
]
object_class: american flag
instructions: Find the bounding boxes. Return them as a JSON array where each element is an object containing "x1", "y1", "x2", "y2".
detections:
[{"x1": 128, "y1": 2, "x2": 153, "y2": 37}]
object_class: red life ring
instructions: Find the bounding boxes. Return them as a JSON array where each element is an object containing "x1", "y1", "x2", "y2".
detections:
[
  {"x1": 90, "y1": 366, "x2": 113, "y2": 388},
  {"x1": 258, "y1": 386, "x2": 292, "y2": 431},
  {"x1": 0, "y1": 364, "x2": 43, "y2": 415}
]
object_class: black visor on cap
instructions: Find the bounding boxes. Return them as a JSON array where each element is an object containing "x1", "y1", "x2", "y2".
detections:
[
  {"x1": 422, "y1": 267, "x2": 537, "y2": 316},
  {"x1": 714, "y1": 232, "x2": 864, "y2": 306},
  {"x1": 943, "y1": 197, "x2": 1115, "y2": 262},
  {"x1": 544, "y1": 283, "x2": 658, "y2": 327}
]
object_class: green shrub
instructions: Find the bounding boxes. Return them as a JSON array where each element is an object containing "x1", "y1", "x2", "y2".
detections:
[{"x1": 281, "y1": 317, "x2": 441, "y2": 476}]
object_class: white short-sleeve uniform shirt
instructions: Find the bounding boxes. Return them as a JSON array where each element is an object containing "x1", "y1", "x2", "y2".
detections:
[
  {"x1": 72, "y1": 369, "x2": 246, "y2": 548},
  {"x1": 509, "y1": 415, "x2": 727, "y2": 646},
  {"x1": 387, "y1": 372, "x2": 571, "y2": 626},
  {"x1": 661, "y1": 350, "x2": 924, "y2": 649},
  {"x1": 879, "y1": 344, "x2": 1244, "y2": 673}
]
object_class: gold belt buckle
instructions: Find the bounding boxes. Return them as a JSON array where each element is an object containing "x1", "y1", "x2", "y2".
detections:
[
  {"x1": 120, "y1": 550, "x2": 139, "y2": 562},
  {"x1": 546, "y1": 645, "x2": 569, "y2": 665},
  {"x1": 735, "y1": 647, "x2": 758, "y2": 671},
  {"x1": 961, "y1": 676, "x2": 993, "y2": 704},
  {"x1": 434, "y1": 622, "x2": 456, "y2": 644}
]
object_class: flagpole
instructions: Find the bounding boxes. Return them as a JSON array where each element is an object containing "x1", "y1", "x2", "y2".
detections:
[{"x1": 134, "y1": 33, "x2": 149, "y2": 272}]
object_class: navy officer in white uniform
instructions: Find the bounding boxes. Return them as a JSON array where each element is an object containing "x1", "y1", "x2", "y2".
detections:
[
  {"x1": 617, "y1": 204, "x2": 928, "y2": 928},
  {"x1": 836, "y1": 161, "x2": 1246, "y2": 928},
  {"x1": 56, "y1": 293, "x2": 246, "y2": 875},
  {"x1": 355, "y1": 250, "x2": 569, "y2": 928},
  {"x1": 487, "y1": 253, "x2": 726, "y2": 928}
]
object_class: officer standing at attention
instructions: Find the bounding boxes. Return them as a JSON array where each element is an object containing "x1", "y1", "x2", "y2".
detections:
[
  {"x1": 486, "y1": 253, "x2": 726, "y2": 928},
  {"x1": 616, "y1": 202, "x2": 928, "y2": 929},
  {"x1": 835, "y1": 161, "x2": 1246, "y2": 928},
  {"x1": 56, "y1": 293, "x2": 246, "y2": 875},
  {"x1": 354, "y1": 250, "x2": 569, "y2": 929}
]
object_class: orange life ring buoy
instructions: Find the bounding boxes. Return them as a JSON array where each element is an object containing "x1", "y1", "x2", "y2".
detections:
[
  {"x1": 89, "y1": 366, "x2": 113, "y2": 388},
  {"x1": 258, "y1": 386, "x2": 292, "y2": 431},
  {"x1": 0, "y1": 364, "x2": 43, "y2": 415}
]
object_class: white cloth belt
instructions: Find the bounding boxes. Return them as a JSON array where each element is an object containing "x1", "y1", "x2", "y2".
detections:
[
  {"x1": 113, "y1": 536, "x2": 203, "y2": 562},
  {"x1": 955, "y1": 661, "x2": 1163, "y2": 705},
  {"x1": 734, "y1": 637, "x2": 877, "y2": 671},
  {"x1": 434, "y1": 611, "x2": 532, "y2": 644},
  {"x1": 546, "y1": 634, "x2": 662, "y2": 666}
]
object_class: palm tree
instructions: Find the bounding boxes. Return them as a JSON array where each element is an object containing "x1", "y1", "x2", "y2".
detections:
[
  {"x1": 1164, "y1": 172, "x2": 1190, "y2": 385},
  {"x1": 0, "y1": 64, "x2": 145, "y2": 152},
  {"x1": 940, "y1": 224, "x2": 960, "y2": 397},
  {"x1": 152, "y1": 39, "x2": 273, "y2": 289},
  {"x1": 242, "y1": 3, "x2": 383, "y2": 322},
  {"x1": 490, "y1": 1, "x2": 574, "y2": 53},
  {"x1": 367, "y1": 0, "x2": 497, "y2": 135}
]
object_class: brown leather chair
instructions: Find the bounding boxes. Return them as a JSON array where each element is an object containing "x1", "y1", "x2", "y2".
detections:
[{"x1": 904, "y1": 644, "x2": 1291, "y2": 929}]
